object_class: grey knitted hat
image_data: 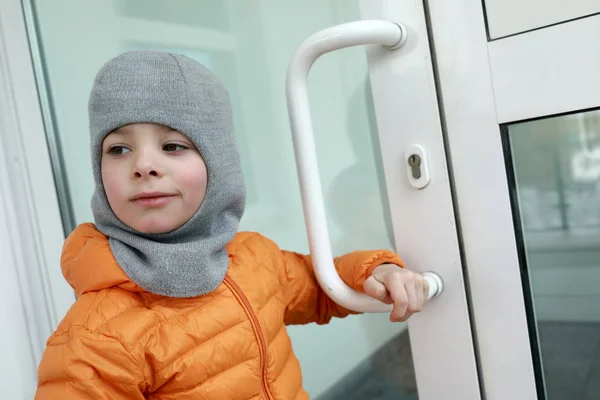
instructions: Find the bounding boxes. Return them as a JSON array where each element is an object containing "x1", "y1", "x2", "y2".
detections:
[{"x1": 89, "y1": 50, "x2": 245, "y2": 297}]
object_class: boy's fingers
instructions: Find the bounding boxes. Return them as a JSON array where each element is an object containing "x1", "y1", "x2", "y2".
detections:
[
  {"x1": 367, "y1": 267, "x2": 432, "y2": 318},
  {"x1": 404, "y1": 281, "x2": 419, "y2": 316},
  {"x1": 386, "y1": 273, "x2": 409, "y2": 322},
  {"x1": 390, "y1": 289, "x2": 409, "y2": 322},
  {"x1": 415, "y1": 276, "x2": 425, "y2": 310},
  {"x1": 364, "y1": 276, "x2": 392, "y2": 303}
]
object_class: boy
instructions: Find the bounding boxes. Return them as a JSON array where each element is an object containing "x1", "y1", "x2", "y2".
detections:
[{"x1": 35, "y1": 51, "x2": 429, "y2": 399}]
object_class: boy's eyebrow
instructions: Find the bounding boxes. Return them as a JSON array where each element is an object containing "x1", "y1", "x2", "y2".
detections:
[
  {"x1": 158, "y1": 125, "x2": 178, "y2": 133},
  {"x1": 111, "y1": 124, "x2": 176, "y2": 134},
  {"x1": 111, "y1": 126, "x2": 129, "y2": 135}
]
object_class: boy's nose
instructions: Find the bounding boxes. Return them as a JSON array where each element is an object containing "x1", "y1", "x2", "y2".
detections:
[
  {"x1": 134, "y1": 168, "x2": 159, "y2": 178},
  {"x1": 133, "y1": 153, "x2": 163, "y2": 179}
]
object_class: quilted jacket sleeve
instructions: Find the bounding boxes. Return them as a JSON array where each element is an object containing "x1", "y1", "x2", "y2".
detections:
[
  {"x1": 279, "y1": 248, "x2": 403, "y2": 325},
  {"x1": 35, "y1": 326, "x2": 146, "y2": 399}
]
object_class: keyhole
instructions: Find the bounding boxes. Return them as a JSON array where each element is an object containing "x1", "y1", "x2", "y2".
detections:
[{"x1": 408, "y1": 154, "x2": 422, "y2": 179}]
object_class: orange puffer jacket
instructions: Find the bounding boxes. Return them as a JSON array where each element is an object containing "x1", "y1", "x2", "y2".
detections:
[{"x1": 35, "y1": 223, "x2": 402, "y2": 399}]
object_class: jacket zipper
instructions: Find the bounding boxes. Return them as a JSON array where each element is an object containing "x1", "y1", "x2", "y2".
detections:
[{"x1": 224, "y1": 274, "x2": 274, "y2": 400}]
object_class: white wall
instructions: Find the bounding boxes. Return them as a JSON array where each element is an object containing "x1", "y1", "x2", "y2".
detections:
[
  {"x1": 0, "y1": 159, "x2": 38, "y2": 400},
  {"x1": 484, "y1": 0, "x2": 600, "y2": 38},
  {"x1": 0, "y1": 2, "x2": 75, "y2": 396},
  {"x1": 31, "y1": 0, "x2": 406, "y2": 397}
]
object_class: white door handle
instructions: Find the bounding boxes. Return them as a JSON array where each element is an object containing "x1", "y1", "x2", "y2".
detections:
[{"x1": 285, "y1": 20, "x2": 443, "y2": 313}]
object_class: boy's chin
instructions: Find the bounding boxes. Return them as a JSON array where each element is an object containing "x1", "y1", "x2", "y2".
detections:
[{"x1": 128, "y1": 217, "x2": 186, "y2": 235}]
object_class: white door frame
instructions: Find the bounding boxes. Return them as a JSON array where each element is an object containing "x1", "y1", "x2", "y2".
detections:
[
  {"x1": 358, "y1": 1, "x2": 481, "y2": 398},
  {"x1": 0, "y1": 0, "x2": 74, "y2": 341},
  {"x1": 0, "y1": 0, "x2": 76, "y2": 395},
  {"x1": 427, "y1": 0, "x2": 600, "y2": 399}
]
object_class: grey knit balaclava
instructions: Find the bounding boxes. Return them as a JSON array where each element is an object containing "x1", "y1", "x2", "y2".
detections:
[{"x1": 89, "y1": 51, "x2": 245, "y2": 298}]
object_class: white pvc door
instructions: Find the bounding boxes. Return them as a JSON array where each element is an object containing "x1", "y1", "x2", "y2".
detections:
[
  {"x1": 0, "y1": 0, "x2": 481, "y2": 399},
  {"x1": 426, "y1": 1, "x2": 600, "y2": 399}
]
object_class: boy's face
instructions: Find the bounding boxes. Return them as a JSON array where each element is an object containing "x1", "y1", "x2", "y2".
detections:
[{"x1": 101, "y1": 123, "x2": 207, "y2": 234}]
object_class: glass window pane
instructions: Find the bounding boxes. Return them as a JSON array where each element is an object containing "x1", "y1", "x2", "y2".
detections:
[
  {"x1": 507, "y1": 108, "x2": 600, "y2": 399},
  {"x1": 27, "y1": 0, "x2": 418, "y2": 398}
]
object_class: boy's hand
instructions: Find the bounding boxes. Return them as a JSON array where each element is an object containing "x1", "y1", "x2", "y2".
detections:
[{"x1": 364, "y1": 263, "x2": 429, "y2": 322}]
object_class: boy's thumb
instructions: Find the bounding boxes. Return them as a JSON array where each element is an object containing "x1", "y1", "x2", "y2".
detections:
[{"x1": 363, "y1": 276, "x2": 393, "y2": 304}]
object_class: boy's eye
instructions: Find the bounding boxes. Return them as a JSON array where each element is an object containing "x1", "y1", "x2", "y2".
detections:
[
  {"x1": 163, "y1": 143, "x2": 187, "y2": 152},
  {"x1": 108, "y1": 146, "x2": 131, "y2": 155}
]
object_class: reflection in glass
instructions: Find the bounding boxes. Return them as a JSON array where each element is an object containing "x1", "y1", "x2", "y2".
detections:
[
  {"x1": 27, "y1": 0, "x2": 417, "y2": 398},
  {"x1": 508, "y1": 109, "x2": 600, "y2": 399}
]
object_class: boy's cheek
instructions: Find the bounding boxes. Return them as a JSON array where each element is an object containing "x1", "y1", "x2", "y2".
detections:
[
  {"x1": 179, "y1": 170, "x2": 207, "y2": 192},
  {"x1": 176, "y1": 159, "x2": 208, "y2": 198},
  {"x1": 102, "y1": 166, "x2": 126, "y2": 204}
]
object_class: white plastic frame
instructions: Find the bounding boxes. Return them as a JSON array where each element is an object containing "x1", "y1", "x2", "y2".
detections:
[
  {"x1": 425, "y1": 1, "x2": 600, "y2": 400},
  {"x1": 0, "y1": 0, "x2": 75, "y2": 392},
  {"x1": 0, "y1": 0, "x2": 74, "y2": 337}
]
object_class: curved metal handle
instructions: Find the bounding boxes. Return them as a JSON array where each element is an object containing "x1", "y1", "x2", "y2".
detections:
[{"x1": 285, "y1": 20, "x2": 443, "y2": 313}]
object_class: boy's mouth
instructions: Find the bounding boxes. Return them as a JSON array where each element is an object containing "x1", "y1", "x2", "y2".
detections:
[{"x1": 131, "y1": 192, "x2": 176, "y2": 207}]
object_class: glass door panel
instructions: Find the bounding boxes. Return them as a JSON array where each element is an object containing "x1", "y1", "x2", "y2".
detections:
[
  {"x1": 26, "y1": 0, "x2": 415, "y2": 397},
  {"x1": 506, "y1": 109, "x2": 600, "y2": 399}
]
